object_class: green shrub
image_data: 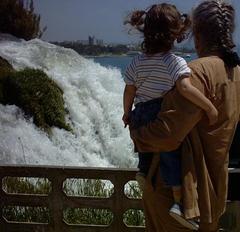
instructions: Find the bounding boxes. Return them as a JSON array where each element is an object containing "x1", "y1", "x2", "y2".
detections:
[
  {"x1": 64, "y1": 208, "x2": 113, "y2": 225},
  {"x1": 2, "y1": 177, "x2": 51, "y2": 194},
  {"x1": 2, "y1": 177, "x2": 50, "y2": 223},
  {"x1": 0, "y1": 0, "x2": 46, "y2": 40}
]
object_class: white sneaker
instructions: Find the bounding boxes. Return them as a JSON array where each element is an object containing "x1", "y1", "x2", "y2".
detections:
[
  {"x1": 135, "y1": 172, "x2": 146, "y2": 191},
  {"x1": 169, "y1": 203, "x2": 199, "y2": 230}
]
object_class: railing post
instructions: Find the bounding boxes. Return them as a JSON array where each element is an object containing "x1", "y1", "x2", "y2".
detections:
[
  {"x1": 0, "y1": 173, "x2": 5, "y2": 231},
  {"x1": 49, "y1": 175, "x2": 65, "y2": 232},
  {"x1": 111, "y1": 172, "x2": 128, "y2": 232},
  {"x1": 113, "y1": 181, "x2": 123, "y2": 232}
]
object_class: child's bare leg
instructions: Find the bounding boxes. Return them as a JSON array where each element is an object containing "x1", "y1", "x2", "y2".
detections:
[
  {"x1": 136, "y1": 152, "x2": 158, "y2": 191},
  {"x1": 170, "y1": 186, "x2": 199, "y2": 230},
  {"x1": 172, "y1": 185, "x2": 182, "y2": 204}
]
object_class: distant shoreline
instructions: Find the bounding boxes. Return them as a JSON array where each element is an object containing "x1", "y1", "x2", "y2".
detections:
[
  {"x1": 84, "y1": 54, "x2": 129, "y2": 58},
  {"x1": 85, "y1": 51, "x2": 195, "y2": 59}
]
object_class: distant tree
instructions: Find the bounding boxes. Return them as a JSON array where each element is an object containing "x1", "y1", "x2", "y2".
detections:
[{"x1": 0, "y1": 0, "x2": 46, "y2": 40}]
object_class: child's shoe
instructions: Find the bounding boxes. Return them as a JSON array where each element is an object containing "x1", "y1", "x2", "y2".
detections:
[
  {"x1": 135, "y1": 172, "x2": 146, "y2": 191},
  {"x1": 169, "y1": 203, "x2": 199, "y2": 230}
]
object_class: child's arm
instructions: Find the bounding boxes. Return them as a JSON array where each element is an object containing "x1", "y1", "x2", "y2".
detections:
[
  {"x1": 122, "y1": 84, "x2": 136, "y2": 127},
  {"x1": 176, "y1": 76, "x2": 218, "y2": 125}
]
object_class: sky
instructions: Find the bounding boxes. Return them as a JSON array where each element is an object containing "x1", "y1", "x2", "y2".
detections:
[{"x1": 33, "y1": 0, "x2": 240, "y2": 45}]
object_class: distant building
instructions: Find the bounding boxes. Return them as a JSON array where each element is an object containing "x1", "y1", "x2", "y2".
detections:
[
  {"x1": 77, "y1": 40, "x2": 88, "y2": 45},
  {"x1": 96, "y1": 39, "x2": 104, "y2": 46},
  {"x1": 88, "y1": 36, "x2": 95, "y2": 46}
]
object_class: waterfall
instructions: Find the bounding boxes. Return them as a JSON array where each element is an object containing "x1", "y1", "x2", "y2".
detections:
[{"x1": 0, "y1": 37, "x2": 136, "y2": 168}]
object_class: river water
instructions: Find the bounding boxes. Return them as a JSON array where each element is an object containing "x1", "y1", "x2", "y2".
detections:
[{"x1": 93, "y1": 53, "x2": 197, "y2": 73}]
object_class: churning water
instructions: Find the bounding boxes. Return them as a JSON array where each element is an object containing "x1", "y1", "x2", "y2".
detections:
[{"x1": 0, "y1": 36, "x2": 136, "y2": 167}]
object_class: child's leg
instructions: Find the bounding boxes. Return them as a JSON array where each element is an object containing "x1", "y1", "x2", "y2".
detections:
[
  {"x1": 133, "y1": 99, "x2": 162, "y2": 189},
  {"x1": 159, "y1": 149, "x2": 182, "y2": 187},
  {"x1": 160, "y1": 150, "x2": 199, "y2": 230},
  {"x1": 172, "y1": 185, "x2": 182, "y2": 204},
  {"x1": 136, "y1": 152, "x2": 153, "y2": 191},
  {"x1": 138, "y1": 152, "x2": 153, "y2": 176}
]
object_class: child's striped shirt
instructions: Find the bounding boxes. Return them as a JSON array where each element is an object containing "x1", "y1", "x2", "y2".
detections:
[{"x1": 124, "y1": 52, "x2": 191, "y2": 105}]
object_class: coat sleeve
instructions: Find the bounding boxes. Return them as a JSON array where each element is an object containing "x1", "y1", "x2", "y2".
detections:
[{"x1": 130, "y1": 65, "x2": 208, "y2": 152}]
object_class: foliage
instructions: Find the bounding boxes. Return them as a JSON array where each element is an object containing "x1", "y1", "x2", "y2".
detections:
[
  {"x1": 64, "y1": 208, "x2": 113, "y2": 225},
  {"x1": 63, "y1": 179, "x2": 114, "y2": 198},
  {"x1": 0, "y1": 0, "x2": 46, "y2": 40},
  {"x1": 3, "y1": 206, "x2": 50, "y2": 223},
  {"x1": 2, "y1": 177, "x2": 51, "y2": 223},
  {"x1": 2, "y1": 177, "x2": 51, "y2": 194},
  {"x1": 53, "y1": 41, "x2": 130, "y2": 56},
  {"x1": 0, "y1": 66, "x2": 71, "y2": 133}
]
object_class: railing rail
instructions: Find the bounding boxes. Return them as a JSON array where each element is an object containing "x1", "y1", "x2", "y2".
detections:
[
  {"x1": 0, "y1": 165, "x2": 240, "y2": 232},
  {"x1": 0, "y1": 165, "x2": 144, "y2": 232}
]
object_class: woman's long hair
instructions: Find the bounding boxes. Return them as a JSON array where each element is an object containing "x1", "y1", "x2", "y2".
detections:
[{"x1": 193, "y1": 0, "x2": 240, "y2": 67}]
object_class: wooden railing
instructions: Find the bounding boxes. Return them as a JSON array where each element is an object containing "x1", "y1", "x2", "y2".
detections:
[
  {"x1": 0, "y1": 165, "x2": 240, "y2": 232},
  {"x1": 0, "y1": 165, "x2": 144, "y2": 232}
]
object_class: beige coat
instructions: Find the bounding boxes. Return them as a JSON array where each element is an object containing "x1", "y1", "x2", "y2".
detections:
[{"x1": 130, "y1": 56, "x2": 240, "y2": 231}]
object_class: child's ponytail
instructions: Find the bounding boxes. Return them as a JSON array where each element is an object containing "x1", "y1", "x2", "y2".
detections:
[
  {"x1": 125, "y1": 10, "x2": 145, "y2": 32},
  {"x1": 125, "y1": 4, "x2": 191, "y2": 54}
]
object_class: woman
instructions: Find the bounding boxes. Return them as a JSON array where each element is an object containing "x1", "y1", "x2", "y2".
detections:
[{"x1": 130, "y1": 1, "x2": 240, "y2": 231}]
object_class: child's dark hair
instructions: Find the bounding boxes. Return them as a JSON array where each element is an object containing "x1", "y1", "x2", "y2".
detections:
[
  {"x1": 125, "y1": 3, "x2": 191, "y2": 54},
  {"x1": 193, "y1": 0, "x2": 240, "y2": 68}
]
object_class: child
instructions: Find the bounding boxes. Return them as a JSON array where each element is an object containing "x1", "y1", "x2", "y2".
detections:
[{"x1": 122, "y1": 3, "x2": 218, "y2": 230}]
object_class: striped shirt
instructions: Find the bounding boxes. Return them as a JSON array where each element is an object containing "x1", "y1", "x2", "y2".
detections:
[{"x1": 124, "y1": 52, "x2": 191, "y2": 105}]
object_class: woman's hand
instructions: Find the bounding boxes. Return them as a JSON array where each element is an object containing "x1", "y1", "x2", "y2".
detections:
[{"x1": 206, "y1": 107, "x2": 218, "y2": 125}]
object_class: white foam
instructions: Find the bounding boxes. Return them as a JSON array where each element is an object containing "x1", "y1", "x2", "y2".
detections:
[{"x1": 0, "y1": 37, "x2": 136, "y2": 168}]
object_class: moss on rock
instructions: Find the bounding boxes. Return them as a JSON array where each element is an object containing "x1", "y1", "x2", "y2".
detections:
[
  {"x1": 0, "y1": 66, "x2": 71, "y2": 133},
  {"x1": 0, "y1": 56, "x2": 13, "y2": 70},
  {"x1": 0, "y1": 56, "x2": 14, "y2": 103}
]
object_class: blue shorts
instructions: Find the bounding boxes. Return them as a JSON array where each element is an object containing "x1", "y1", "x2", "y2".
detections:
[
  {"x1": 130, "y1": 98, "x2": 162, "y2": 129},
  {"x1": 159, "y1": 150, "x2": 181, "y2": 186},
  {"x1": 131, "y1": 98, "x2": 181, "y2": 186}
]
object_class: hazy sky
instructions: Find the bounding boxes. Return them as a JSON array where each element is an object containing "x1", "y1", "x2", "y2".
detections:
[{"x1": 33, "y1": 0, "x2": 240, "y2": 45}]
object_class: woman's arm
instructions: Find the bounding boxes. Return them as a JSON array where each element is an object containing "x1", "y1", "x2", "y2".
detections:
[
  {"x1": 122, "y1": 84, "x2": 136, "y2": 127},
  {"x1": 130, "y1": 72, "x2": 206, "y2": 152},
  {"x1": 176, "y1": 76, "x2": 218, "y2": 125}
]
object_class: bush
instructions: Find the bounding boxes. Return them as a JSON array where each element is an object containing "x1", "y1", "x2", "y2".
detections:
[
  {"x1": 0, "y1": 0, "x2": 46, "y2": 40},
  {"x1": 0, "y1": 67, "x2": 71, "y2": 133}
]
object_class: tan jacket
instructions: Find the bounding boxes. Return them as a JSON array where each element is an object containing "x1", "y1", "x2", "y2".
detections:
[{"x1": 130, "y1": 56, "x2": 240, "y2": 227}]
